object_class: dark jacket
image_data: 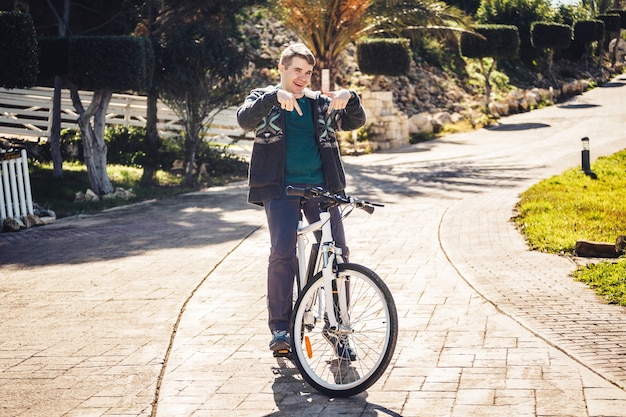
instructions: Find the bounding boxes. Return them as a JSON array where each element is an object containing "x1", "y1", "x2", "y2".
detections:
[{"x1": 236, "y1": 86, "x2": 367, "y2": 205}]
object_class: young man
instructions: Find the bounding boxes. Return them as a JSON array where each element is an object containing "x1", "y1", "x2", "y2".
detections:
[{"x1": 236, "y1": 43, "x2": 366, "y2": 358}]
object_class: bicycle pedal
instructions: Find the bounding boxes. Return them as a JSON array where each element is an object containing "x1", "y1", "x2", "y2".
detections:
[{"x1": 273, "y1": 349, "x2": 291, "y2": 358}]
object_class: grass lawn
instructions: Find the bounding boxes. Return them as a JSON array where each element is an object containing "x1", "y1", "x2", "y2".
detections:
[
  {"x1": 28, "y1": 162, "x2": 228, "y2": 218},
  {"x1": 514, "y1": 149, "x2": 626, "y2": 306}
]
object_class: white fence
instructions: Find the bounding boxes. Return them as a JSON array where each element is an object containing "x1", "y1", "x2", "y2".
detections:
[
  {"x1": 0, "y1": 149, "x2": 34, "y2": 223},
  {"x1": 0, "y1": 87, "x2": 249, "y2": 141}
]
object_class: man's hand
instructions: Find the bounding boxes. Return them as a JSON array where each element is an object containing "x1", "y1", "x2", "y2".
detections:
[
  {"x1": 324, "y1": 89, "x2": 352, "y2": 114},
  {"x1": 277, "y1": 90, "x2": 303, "y2": 116}
]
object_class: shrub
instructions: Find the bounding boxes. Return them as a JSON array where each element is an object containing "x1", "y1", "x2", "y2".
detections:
[
  {"x1": 460, "y1": 25, "x2": 520, "y2": 59},
  {"x1": 596, "y1": 13, "x2": 621, "y2": 34},
  {"x1": 105, "y1": 126, "x2": 148, "y2": 167},
  {"x1": 606, "y1": 9, "x2": 626, "y2": 29},
  {"x1": 475, "y1": 0, "x2": 554, "y2": 62},
  {"x1": 531, "y1": 22, "x2": 572, "y2": 50},
  {"x1": 68, "y1": 36, "x2": 153, "y2": 92},
  {"x1": 37, "y1": 36, "x2": 69, "y2": 84}
]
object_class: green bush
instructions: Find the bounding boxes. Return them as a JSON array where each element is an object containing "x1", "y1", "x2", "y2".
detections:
[
  {"x1": 35, "y1": 127, "x2": 248, "y2": 178},
  {"x1": 553, "y1": 3, "x2": 592, "y2": 26},
  {"x1": 159, "y1": 134, "x2": 248, "y2": 178},
  {"x1": 465, "y1": 59, "x2": 511, "y2": 94},
  {"x1": 0, "y1": 11, "x2": 38, "y2": 88},
  {"x1": 356, "y1": 38, "x2": 412, "y2": 76},
  {"x1": 105, "y1": 126, "x2": 148, "y2": 167},
  {"x1": 36, "y1": 127, "x2": 146, "y2": 165},
  {"x1": 196, "y1": 141, "x2": 248, "y2": 178}
]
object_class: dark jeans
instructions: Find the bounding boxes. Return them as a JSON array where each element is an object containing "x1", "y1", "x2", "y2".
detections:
[{"x1": 264, "y1": 184, "x2": 348, "y2": 334}]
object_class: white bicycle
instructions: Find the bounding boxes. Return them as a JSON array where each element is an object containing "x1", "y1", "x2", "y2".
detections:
[{"x1": 282, "y1": 185, "x2": 398, "y2": 397}]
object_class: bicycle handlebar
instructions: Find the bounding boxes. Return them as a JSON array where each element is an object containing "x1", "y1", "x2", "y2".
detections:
[{"x1": 285, "y1": 185, "x2": 383, "y2": 214}]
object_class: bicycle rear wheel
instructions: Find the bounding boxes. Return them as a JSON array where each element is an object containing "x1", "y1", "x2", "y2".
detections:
[{"x1": 290, "y1": 263, "x2": 398, "y2": 397}]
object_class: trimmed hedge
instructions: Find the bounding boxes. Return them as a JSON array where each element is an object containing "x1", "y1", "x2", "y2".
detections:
[
  {"x1": 596, "y1": 13, "x2": 621, "y2": 33},
  {"x1": 0, "y1": 11, "x2": 38, "y2": 88},
  {"x1": 68, "y1": 36, "x2": 153, "y2": 92},
  {"x1": 607, "y1": 9, "x2": 626, "y2": 29},
  {"x1": 531, "y1": 22, "x2": 572, "y2": 50},
  {"x1": 460, "y1": 25, "x2": 520, "y2": 59},
  {"x1": 573, "y1": 19, "x2": 604, "y2": 43},
  {"x1": 37, "y1": 36, "x2": 70, "y2": 82},
  {"x1": 356, "y1": 38, "x2": 412, "y2": 76}
]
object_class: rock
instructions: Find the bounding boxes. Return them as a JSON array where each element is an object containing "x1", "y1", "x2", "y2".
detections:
[
  {"x1": 408, "y1": 113, "x2": 433, "y2": 134},
  {"x1": 20, "y1": 215, "x2": 35, "y2": 228},
  {"x1": 488, "y1": 101, "x2": 510, "y2": 117},
  {"x1": 102, "y1": 187, "x2": 136, "y2": 200},
  {"x1": 526, "y1": 89, "x2": 540, "y2": 107},
  {"x1": 433, "y1": 111, "x2": 453, "y2": 126},
  {"x1": 3, "y1": 217, "x2": 22, "y2": 232},
  {"x1": 33, "y1": 204, "x2": 55, "y2": 219},
  {"x1": 86, "y1": 189, "x2": 99, "y2": 201},
  {"x1": 75, "y1": 189, "x2": 100, "y2": 202}
]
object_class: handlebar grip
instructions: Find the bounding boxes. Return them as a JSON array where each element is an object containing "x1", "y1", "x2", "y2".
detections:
[{"x1": 285, "y1": 185, "x2": 306, "y2": 196}]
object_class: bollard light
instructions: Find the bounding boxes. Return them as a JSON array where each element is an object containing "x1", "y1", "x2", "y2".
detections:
[
  {"x1": 581, "y1": 136, "x2": 589, "y2": 151},
  {"x1": 580, "y1": 137, "x2": 597, "y2": 179}
]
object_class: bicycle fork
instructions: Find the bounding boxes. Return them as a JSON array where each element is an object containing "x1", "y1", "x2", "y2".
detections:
[{"x1": 317, "y1": 212, "x2": 350, "y2": 333}]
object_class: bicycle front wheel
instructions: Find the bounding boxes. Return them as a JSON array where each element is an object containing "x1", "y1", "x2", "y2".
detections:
[{"x1": 290, "y1": 263, "x2": 398, "y2": 397}]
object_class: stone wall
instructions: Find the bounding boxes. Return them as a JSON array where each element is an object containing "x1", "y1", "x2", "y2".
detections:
[{"x1": 359, "y1": 91, "x2": 409, "y2": 151}]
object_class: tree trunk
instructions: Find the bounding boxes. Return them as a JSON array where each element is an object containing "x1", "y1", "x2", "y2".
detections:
[
  {"x1": 50, "y1": 76, "x2": 64, "y2": 178},
  {"x1": 70, "y1": 87, "x2": 115, "y2": 196},
  {"x1": 184, "y1": 130, "x2": 198, "y2": 186},
  {"x1": 48, "y1": 0, "x2": 70, "y2": 179},
  {"x1": 481, "y1": 59, "x2": 494, "y2": 115},
  {"x1": 141, "y1": 88, "x2": 159, "y2": 185},
  {"x1": 140, "y1": 0, "x2": 159, "y2": 185}
]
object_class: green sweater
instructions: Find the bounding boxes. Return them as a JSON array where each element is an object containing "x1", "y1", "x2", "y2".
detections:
[{"x1": 284, "y1": 96, "x2": 324, "y2": 184}]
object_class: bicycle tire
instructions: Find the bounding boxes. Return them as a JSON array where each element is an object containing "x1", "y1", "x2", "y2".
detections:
[{"x1": 290, "y1": 263, "x2": 398, "y2": 397}]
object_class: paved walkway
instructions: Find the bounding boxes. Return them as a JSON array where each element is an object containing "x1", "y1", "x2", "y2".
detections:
[{"x1": 1, "y1": 75, "x2": 626, "y2": 417}]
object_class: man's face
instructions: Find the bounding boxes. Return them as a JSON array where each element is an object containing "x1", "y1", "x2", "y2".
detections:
[{"x1": 278, "y1": 56, "x2": 314, "y2": 97}]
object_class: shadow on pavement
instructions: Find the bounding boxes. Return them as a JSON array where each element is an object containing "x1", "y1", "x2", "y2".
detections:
[
  {"x1": 558, "y1": 103, "x2": 600, "y2": 109},
  {"x1": 599, "y1": 81, "x2": 625, "y2": 88},
  {"x1": 345, "y1": 158, "x2": 536, "y2": 201},
  {"x1": 487, "y1": 122, "x2": 550, "y2": 131},
  {"x1": 0, "y1": 191, "x2": 262, "y2": 267},
  {"x1": 268, "y1": 359, "x2": 402, "y2": 417}
]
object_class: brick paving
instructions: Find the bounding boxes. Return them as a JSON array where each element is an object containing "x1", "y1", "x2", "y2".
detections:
[{"x1": 1, "y1": 76, "x2": 626, "y2": 416}]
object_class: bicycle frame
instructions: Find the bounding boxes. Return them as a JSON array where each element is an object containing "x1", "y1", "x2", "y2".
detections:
[{"x1": 295, "y1": 210, "x2": 347, "y2": 331}]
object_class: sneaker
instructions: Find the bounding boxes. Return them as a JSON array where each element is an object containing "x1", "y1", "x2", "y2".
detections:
[
  {"x1": 322, "y1": 326, "x2": 357, "y2": 361},
  {"x1": 269, "y1": 330, "x2": 290, "y2": 352}
]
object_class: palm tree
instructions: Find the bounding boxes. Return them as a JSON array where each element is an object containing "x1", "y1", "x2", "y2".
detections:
[
  {"x1": 272, "y1": 0, "x2": 467, "y2": 88},
  {"x1": 272, "y1": 0, "x2": 370, "y2": 88}
]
